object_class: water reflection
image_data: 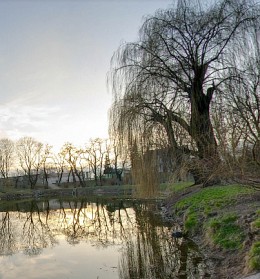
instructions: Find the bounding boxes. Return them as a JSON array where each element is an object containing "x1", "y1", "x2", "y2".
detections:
[
  {"x1": 119, "y1": 203, "x2": 209, "y2": 279},
  {"x1": 0, "y1": 198, "x2": 209, "y2": 278}
]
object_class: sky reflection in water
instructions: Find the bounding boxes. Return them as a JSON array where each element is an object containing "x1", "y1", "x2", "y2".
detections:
[
  {"x1": 1, "y1": 238, "x2": 119, "y2": 279},
  {"x1": 0, "y1": 198, "x2": 208, "y2": 279}
]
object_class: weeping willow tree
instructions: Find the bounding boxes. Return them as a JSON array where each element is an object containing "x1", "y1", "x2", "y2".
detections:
[
  {"x1": 109, "y1": 96, "x2": 163, "y2": 197},
  {"x1": 131, "y1": 140, "x2": 159, "y2": 198},
  {"x1": 109, "y1": 0, "x2": 260, "y2": 189}
]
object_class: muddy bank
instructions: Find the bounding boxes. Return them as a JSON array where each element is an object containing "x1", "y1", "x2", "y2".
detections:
[{"x1": 160, "y1": 185, "x2": 260, "y2": 279}]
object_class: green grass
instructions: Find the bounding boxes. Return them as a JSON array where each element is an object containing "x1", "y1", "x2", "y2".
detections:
[
  {"x1": 184, "y1": 211, "x2": 199, "y2": 232},
  {"x1": 174, "y1": 184, "x2": 253, "y2": 214},
  {"x1": 249, "y1": 241, "x2": 260, "y2": 270},
  {"x1": 253, "y1": 209, "x2": 260, "y2": 229},
  {"x1": 0, "y1": 186, "x2": 32, "y2": 196},
  {"x1": 252, "y1": 219, "x2": 260, "y2": 229},
  {"x1": 173, "y1": 184, "x2": 254, "y2": 238},
  {"x1": 207, "y1": 213, "x2": 245, "y2": 250}
]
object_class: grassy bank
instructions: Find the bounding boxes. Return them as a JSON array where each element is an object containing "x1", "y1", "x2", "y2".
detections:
[
  {"x1": 0, "y1": 181, "x2": 259, "y2": 277},
  {"x1": 164, "y1": 182, "x2": 260, "y2": 278},
  {"x1": 0, "y1": 184, "x2": 134, "y2": 200}
]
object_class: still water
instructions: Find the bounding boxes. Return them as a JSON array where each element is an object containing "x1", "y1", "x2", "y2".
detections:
[{"x1": 0, "y1": 198, "x2": 209, "y2": 279}]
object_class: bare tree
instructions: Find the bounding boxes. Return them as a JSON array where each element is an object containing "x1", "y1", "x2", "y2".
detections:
[
  {"x1": 52, "y1": 149, "x2": 68, "y2": 186},
  {"x1": 16, "y1": 137, "x2": 44, "y2": 189},
  {"x1": 0, "y1": 139, "x2": 14, "y2": 184},
  {"x1": 226, "y1": 22, "x2": 260, "y2": 167},
  {"x1": 107, "y1": 138, "x2": 129, "y2": 184},
  {"x1": 212, "y1": 101, "x2": 250, "y2": 179},
  {"x1": 85, "y1": 138, "x2": 106, "y2": 186},
  {"x1": 60, "y1": 143, "x2": 86, "y2": 187},
  {"x1": 109, "y1": 0, "x2": 259, "y2": 186},
  {"x1": 41, "y1": 144, "x2": 52, "y2": 188}
]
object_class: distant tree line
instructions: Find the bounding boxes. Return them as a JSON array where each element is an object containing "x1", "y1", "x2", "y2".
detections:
[{"x1": 0, "y1": 137, "x2": 128, "y2": 189}]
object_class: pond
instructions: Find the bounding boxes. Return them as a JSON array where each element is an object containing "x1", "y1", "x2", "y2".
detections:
[{"x1": 0, "y1": 198, "x2": 210, "y2": 279}]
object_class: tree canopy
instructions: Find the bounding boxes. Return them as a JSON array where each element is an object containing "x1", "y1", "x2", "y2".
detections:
[{"x1": 109, "y1": 0, "x2": 260, "y2": 186}]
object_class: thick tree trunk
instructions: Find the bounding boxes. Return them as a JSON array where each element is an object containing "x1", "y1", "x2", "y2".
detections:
[
  {"x1": 191, "y1": 87, "x2": 218, "y2": 158},
  {"x1": 190, "y1": 84, "x2": 221, "y2": 186}
]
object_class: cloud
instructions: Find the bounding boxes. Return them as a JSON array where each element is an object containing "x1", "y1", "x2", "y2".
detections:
[
  {"x1": 0, "y1": 0, "x2": 172, "y2": 151},
  {"x1": 0, "y1": 101, "x2": 62, "y2": 141}
]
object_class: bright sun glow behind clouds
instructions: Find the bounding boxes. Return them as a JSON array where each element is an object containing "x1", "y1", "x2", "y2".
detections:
[{"x1": 0, "y1": 0, "x2": 173, "y2": 151}]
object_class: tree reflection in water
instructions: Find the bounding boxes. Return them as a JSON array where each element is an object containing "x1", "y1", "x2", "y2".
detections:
[
  {"x1": 119, "y1": 202, "x2": 209, "y2": 279},
  {"x1": 0, "y1": 198, "x2": 209, "y2": 278},
  {"x1": 0, "y1": 198, "x2": 137, "y2": 256},
  {"x1": 22, "y1": 201, "x2": 57, "y2": 256},
  {"x1": 0, "y1": 212, "x2": 16, "y2": 256},
  {"x1": 54, "y1": 199, "x2": 136, "y2": 246}
]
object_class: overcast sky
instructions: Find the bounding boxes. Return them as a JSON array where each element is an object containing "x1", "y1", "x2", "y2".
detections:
[{"x1": 0, "y1": 0, "x2": 173, "y2": 151}]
